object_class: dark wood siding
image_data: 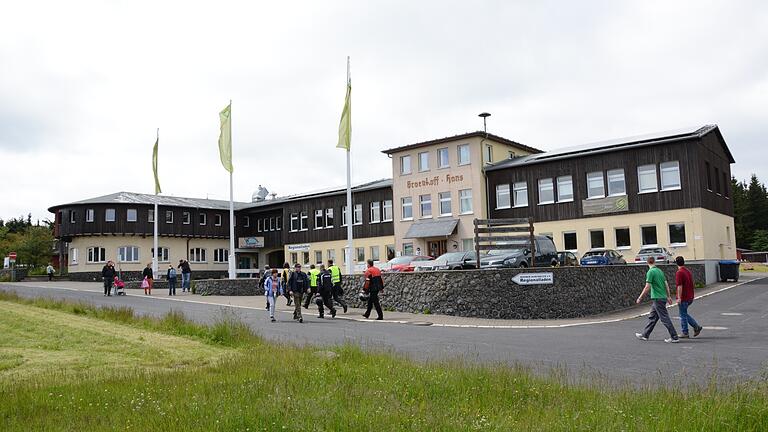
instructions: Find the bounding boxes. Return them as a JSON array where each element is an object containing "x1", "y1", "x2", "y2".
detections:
[
  {"x1": 697, "y1": 132, "x2": 735, "y2": 216},
  {"x1": 235, "y1": 207, "x2": 284, "y2": 249}
]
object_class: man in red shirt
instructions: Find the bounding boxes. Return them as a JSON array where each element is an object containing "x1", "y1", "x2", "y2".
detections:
[
  {"x1": 675, "y1": 256, "x2": 702, "y2": 338},
  {"x1": 362, "y1": 259, "x2": 384, "y2": 320}
]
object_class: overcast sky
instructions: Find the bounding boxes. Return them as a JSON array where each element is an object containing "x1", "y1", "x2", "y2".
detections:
[{"x1": 1, "y1": 1, "x2": 766, "y2": 223}]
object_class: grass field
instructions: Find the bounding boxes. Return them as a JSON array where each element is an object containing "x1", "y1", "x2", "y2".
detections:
[
  {"x1": 1, "y1": 291, "x2": 767, "y2": 431},
  {"x1": 741, "y1": 263, "x2": 768, "y2": 273}
]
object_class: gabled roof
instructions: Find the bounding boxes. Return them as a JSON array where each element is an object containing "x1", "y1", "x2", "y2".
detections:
[
  {"x1": 381, "y1": 131, "x2": 542, "y2": 155},
  {"x1": 48, "y1": 191, "x2": 252, "y2": 212},
  {"x1": 485, "y1": 125, "x2": 733, "y2": 171}
]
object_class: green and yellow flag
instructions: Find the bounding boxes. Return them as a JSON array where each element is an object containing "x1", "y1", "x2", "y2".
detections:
[
  {"x1": 152, "y1": 131, "x2": 161, "y2": 194},
  {"x1": 218, "y1": 102, "x2": 233, "y2": 173},
  {"x1": 336, "y1": 60, "x2": 351, "y2": 151}
]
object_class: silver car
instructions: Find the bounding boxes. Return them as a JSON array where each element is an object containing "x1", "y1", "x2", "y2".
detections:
[{"x1": 634, "y1": 246, "x2": 674, "y2": 264}]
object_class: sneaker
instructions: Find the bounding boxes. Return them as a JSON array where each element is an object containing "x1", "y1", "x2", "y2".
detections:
[
  {"x1": 331, "y1": 309, "x2": 336, "y2": 318},
  {"x1": 679, "y1": 334, "x2": 690, "y2": 339},
  {"x1": 343, "y1": 304, "x2": 348, "y2": 313},
  {"x1": 635, "y1": 333, "x2": 648, "y2": 341},
  {"x1": 299, "y1": 318, "x2": 303, "y2": 323},
  {"x1": 664, "y1": 337, "x2": 680, "y2": 344},
  {"x1": 318, "y1": 314, "x2": 324, "y2": 319},
  {"x1": 375, "y1": 317, "x2": 383, "y2": 321},
  {"x1": 270, "y1": 317, "x2": 276, "y2": 322},
  {"x1": 362, "y1": 314, "x2": 369, "y2": 319},
  {"x1": 694, "y1": 326, "x2": 703, "y2": 337}
]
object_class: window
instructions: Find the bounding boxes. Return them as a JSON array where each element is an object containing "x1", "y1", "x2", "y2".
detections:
[
  {"x1": 269, "y1": 217, "x2": 275, "y2": 231},
  {"x1": 563, "y1": 232, "x2": 577, "y2": 251},
  {"x1": 290, "y1": 252, "x2": 298, "y2": 265},
  {"x1": 302, "y1": 252, "x2": 310, "y2": 265},
  {"x1": 513, "y1": 182, "x2": 528, "y2": 207},
  {"x1": 370, "y1": 202, "x2": 381, "y2": 223},
  {"x1": 641, "y1": 225, "x2": 658, "y2": 245},
  {"x1": 403, "y1": 243, "x2": 414, "y2": 255},
  {"x1": 370, "y1": 246, "x2": 380, "y2": 261},
  {"x1": 199, "y1": 213, "x2": 207, "y2": 225},
  {"x1": 705, "y1": 162, "x2": 712, "y2": 191},
  {"x1": 538, "y1": 178, "x2": 554, "y2": 204},
  {"x1": 439, "y1": 192, "x2": 451, "y2": 216},
  {"x1": 105, "y1": 208, "x2": 116, "y2": 222},
  {"x1": 354, "y1": 204, "x2": 362, "y2": 225},
  {"x1": 87, "y1": 247, "x2": 106, "y2": 263},
  {"x1": 557, "y1": 176, "x2": 573, "y2": 202},
  {"x1": 637, "y1": 165, "x2": 658, "y2": 193},
  {"x1": 607, "y1": 169, "x2": 626, "y2": 196},
  {"x1": 420, "y1": 194, "x2": 432, "y2": 218},
  {"x1": 341, "y1": 205, "x2": 348, "y2": 226},
  {"x1": 386, "y1": 245, "x2": 395, "y2": 260},
  {"x1": 276, "y1": 216, "x2": 281, "y2": 231},
  {"x1": 401, "y1": 197, "x2": 413, "y2": 220},
  {"x1": 165, "y1": 210, "x2": 173, "y2": 224},
  {"x1": 70, "y1": 248, "x2": 78, "y2": 265},
  {"x1": 290, "y1": 213, "x2": 299, "y2": 231},
  {"x1": 325, "y1": 208, "x2": 334, "y2": 227},
  {"x1": 243, "y1": 216, "x2": 250, "y2": 228},
  {"x1": 328, "y1": 249, "x2": 336, "y2": 262},
  {"x1": 382, "y1": 200, "x2": 393, "y2": 221},
  {"x1": 418, "y1": 152, "x2": 429, "y2": 172},
  {"x1": 257, "y1": 218, "x2": 263, "y2": 232},
  {"x1": 356, "y1": 247, "x2": 365, "y2": 263},
  {"x1": 214, "y1": 214, "x2": 222, "y2": 226},
  {"x1": 70, "y1": 211, "x2": 76, "y2": 224},
  {"x1": 315, "y1": 209, "x2": 324, "y2": 229},
  {"x1": 127, "y1": 209, "x2": 137, "y2": 222},
  {"x1": 189, "y1": 248, "x2": 206, "y2": 263},
  {"x1": 668, "y1": 223, "x2": 686, "y2": 245},
  {"x1": 437, "y1": 148, "x2": 449, "y2": 168},
  {"x1": 213, "y1": 248, "x2": 229, "y2": 263},
  {"x1": 660, "y1": 161, "x2": 681, "y2": 191},
  {"x1": 714, "y1": 167, "x2": 721, "y2": 194},
  {"x1": 587, "y1": 172, "x2": 605, "y2": 199},
  {"x1": 315, "y1": 250, "x2": 323, "y2": 264},
  {"x1": 457, "y1": 144, "x2": 470, "y2": 165},
  {"x1": 615, "y1": 228, "x2": 631, "y2": 249},
  {"x1": 462, "y1": 238, "x2": 474, "y2": 252},
  {"x1": 400, "y1": 155, "x2": 412, "y2": 175},
  {"x1": 589, "y1": 230, "x2": 605, "y2": 249},
  {"x1": 484, "y1": 144, "x2": 493, "y2": 164},
  {"x1": 86, "y1": 208, "x2": 95, "y2": 222},
  {"x1": 151, "y1": 247, "x2": 170, "y2": 262},
  {"x1": 459, "y1": 189, "x2": 473, "y2": 214},
  {"x1": 300, "y1": 211, "x2": 308, "y2": 230},
  {"x1": 496, "y1": 184, "x2": 510, "y2": 209}
]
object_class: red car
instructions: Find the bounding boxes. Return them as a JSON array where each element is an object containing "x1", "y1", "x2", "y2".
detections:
[{"x1": 381, "y1": 255, "x2": 434, "y2": 272}]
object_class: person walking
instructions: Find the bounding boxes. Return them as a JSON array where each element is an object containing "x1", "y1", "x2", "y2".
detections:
[
  {"x1": 101, "y1": 261, "x2": 116, "y2": 296},
  {"x1": 142, "y1": 263, "x2": 154, "y2": 295},
  {"x1": 178, "y1": 259, "x2": 192, "y2": 292},
  {"x1": 316, "y1": 265, "x2": 337, "y2": 318},
  {"x1": 288, "y1": 263, "x2": 310, "y2": 323},
  {"x1": 167, "y1": 264, "x2": 178, "y2": 296},
  {"x1": 280, "y1": 262, "x2": 293, "y2": 306},
  {"x1": 675, "y1": 256, "x2": 703, "y2": 339},
  {"x1": 46, "y1": 263, "x2": 55, "y2": 281},
  {"x1": 635, "y1": 256, "x2": 679, "y2": 343},
  {"x1": 362, "y1": 259, "x2": 384, "y2": 320},
  {"x1": 259, "y1": 265, "x2": 271, "y2": 310},
  {"x1": 264, "y1": 269, "x2": 283, "y2": 322},
  {"x1": 303, "y1": 264, "x2": 321, "y2": 309},
  {"x1": 328, "y1": 259, "x2": 347, "y2": 313}
]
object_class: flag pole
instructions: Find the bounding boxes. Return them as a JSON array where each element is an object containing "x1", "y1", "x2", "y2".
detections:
[
  {"x1": 228, "y1": 100, "x2": 236, "y2": 279},
  {"x1": 344, "y1": 57, "x2": 354, "y2": 275},
  {"x1": 153, "y1": 128, "x2": 159, "y2": 281}
]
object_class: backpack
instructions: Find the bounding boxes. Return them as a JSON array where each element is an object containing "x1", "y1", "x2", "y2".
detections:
[
  {"x1": 320, "y1": 272, "x2": 333, "y2": 290},
  {"x1": 258, "y1": 273, "x2": 268, "y2": 289},
  {"x1": 168, "y1": 268, "x2": 177, "y2": 278}
]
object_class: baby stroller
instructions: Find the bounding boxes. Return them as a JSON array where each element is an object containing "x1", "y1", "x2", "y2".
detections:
[{"x1": 113, "y1": 276, "x2": 127, "y2": 296}]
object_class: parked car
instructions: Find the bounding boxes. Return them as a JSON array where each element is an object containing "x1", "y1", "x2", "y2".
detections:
[
  {"x1": 634, "y1": 246, "x2": 674, "y2": 264},
  {"x1": 580, "y1": 249, "x2": 627, "y2": 266},
  {"x1": 381, "y1": 255, "x2": 433, "y2": 272},
  {"x1": 479, "y1": 235, "x2": 558, "y2": 269},
  {"x1": 414, "y1": 251, "x2": 480, "y2": 271},
  {"x1": 556, "y1": 251, "x2": 579, "y2": 267}
]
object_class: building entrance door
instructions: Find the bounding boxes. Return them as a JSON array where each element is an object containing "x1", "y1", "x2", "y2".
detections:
[{"x1": 427, "y1": 240, "x2": 447, "y2": 258}]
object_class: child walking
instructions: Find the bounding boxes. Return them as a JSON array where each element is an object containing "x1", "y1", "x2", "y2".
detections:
[{"x1": 264, "y1": 269, "x2": 283, "y2": 322}]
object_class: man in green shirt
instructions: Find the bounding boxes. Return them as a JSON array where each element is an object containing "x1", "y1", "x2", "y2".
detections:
[{"x1": 635, "y1": 256, "x2": 679, "y2": 343}]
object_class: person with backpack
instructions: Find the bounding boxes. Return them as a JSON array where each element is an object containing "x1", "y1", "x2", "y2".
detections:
[
  {"x1": 46, "y1": 263, "x2": 55, "y2": 281},
  {"x1": 316, "y1": 264, "x2": 337, "y2": 319},
  {"x1": 264, "y1": 269, "x2": 283, "y2": 322},
  {"x1": 362, "y1": 259, "x2": 384, "y2": 320},
  {"x1": 288, "y1": 263, "x2": 310, "y2": 323},
  {"x1": 101, "y1": 261, "x2": 116, "y2": 296},
  {"x1": 167, "y1": 264, "x2": 178, "y2": 296},
  {"x1": 327, "y1": 259, "x2": 347, "y2": 313},
  {"x1": 178, "y1": 259, "x2": 192, "y2": 292},
  {"x1": 258, "y1": 265, "x2": 271, "y2": 310},
  {"x1": 280, "y1": 262, "x2": 293, "y2": 306},
  {"x1": 303, "y1": 264, "x2": 321, "y2": 309}
]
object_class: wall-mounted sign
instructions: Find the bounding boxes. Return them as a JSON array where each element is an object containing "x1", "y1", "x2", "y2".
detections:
[
  {"x1": 582, "y1": 195, "x2": 629, "y2": 216},
  {"x1": 238, "y1": 237, "x2": 265, "y2": 249},
  {"x1": 406, "y1": 174, "x2": 465, "y2": 189},
  {"x1": 287, "y1": 244, "x2": 310, "y2": 252},
  {"x1": 511, "y1": 272, "x2": 554, "y2": 285}
]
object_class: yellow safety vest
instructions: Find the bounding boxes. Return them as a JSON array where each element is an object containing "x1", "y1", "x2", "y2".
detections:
[
  {"x1": 329, "y1": 265, "x2": 341, "y2": 284},
  {"x1": 309, "y1": 268, "x2": 320, "y2": 287}
]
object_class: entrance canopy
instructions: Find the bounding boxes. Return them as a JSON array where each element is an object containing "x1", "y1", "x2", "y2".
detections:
[{"x1": 404, "y1": 219, "x2": 459, "y2": 239}]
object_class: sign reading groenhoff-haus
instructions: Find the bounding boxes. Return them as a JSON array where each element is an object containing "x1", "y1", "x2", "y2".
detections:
[
  {"x1": 406, "y1": 174, "x2": 465, "y2": 189},
  {"x1": 511, "y1": 272, "x2": 554, "y2": 285}
]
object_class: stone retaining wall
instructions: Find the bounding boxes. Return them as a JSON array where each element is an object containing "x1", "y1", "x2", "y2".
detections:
[
  {"x1": 123, "y1": 278, "x2": 257, "y2": 296},
  {"x1": 338, "y1": 264, "x2": 705, "y2": 320},
  {"x1": 70, "y1": 270, "x2": 228, "y2": 282}
]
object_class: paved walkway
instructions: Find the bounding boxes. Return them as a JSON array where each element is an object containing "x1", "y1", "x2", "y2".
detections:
[{"x1": 7, "y1": 274, "x2": 765, "y2": 328}]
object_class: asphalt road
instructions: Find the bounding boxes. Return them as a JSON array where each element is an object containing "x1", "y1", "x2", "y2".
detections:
[{"x1": 2, "y1": 278, "x2": 767, "y2": 388}]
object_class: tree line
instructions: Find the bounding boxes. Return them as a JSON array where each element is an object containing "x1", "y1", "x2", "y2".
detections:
[
  {"x1": 732, "y1": 174, "x2": 768, "y2": 251},
  {"x1": 0, "y1": 215, "x2": 55, "y2": 268}
]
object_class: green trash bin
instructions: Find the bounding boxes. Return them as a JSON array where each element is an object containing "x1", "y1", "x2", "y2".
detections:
[{"x1": 718, "y1": 260, "x2": 740, "y2": 282}]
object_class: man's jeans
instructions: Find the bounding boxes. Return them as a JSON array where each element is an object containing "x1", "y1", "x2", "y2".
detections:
[
  {"x1": 678, "y1": 301, "x2": 700, "y2": 335},
  {"x1": 642, "y1": 299, "x2": 678, "y2": 339},
  {"x1": 181, "y1": 273, "x2": 191, "y2": 291}
]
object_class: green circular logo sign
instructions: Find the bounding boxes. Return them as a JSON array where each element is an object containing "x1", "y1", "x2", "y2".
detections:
[{"x1": 615, "y1": 197, "x2": 628, "y2": 210}]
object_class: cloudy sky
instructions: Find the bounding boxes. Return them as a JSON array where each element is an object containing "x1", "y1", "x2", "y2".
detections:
[{"x1": 1, "y1": 1, "x2": 766, "y2": 222}]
